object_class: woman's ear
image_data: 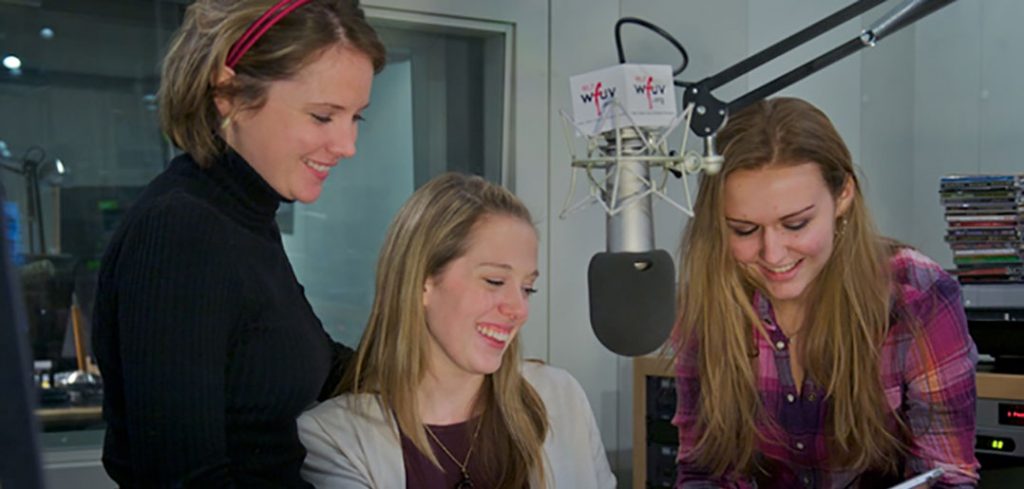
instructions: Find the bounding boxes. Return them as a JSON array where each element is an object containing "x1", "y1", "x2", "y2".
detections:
[
  {"x1": 835, "y1": 175, "x2": 855, "y2": 218},
  {"x1": 212, "y1": 65, "x2": 236, "y2": 118},
  {"x1": 422, "y1": 277, "x2": 435, "y2": 308}
]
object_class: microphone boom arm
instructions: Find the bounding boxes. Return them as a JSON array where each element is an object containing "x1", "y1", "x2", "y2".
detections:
[{"x1": 678, "y1": 0, "x2": 958, "y2": 140}]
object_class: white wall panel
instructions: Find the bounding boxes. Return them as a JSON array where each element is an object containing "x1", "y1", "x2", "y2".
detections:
[
  {"x1": 912, "y1": 0, "x2": 982, "y2": 266},
  {"x1": 859, "y1": 3, "x2": 916, "y2": 241},
  {"x1": 978, "y1": 2, "x2": 1024, "y2": 178}
]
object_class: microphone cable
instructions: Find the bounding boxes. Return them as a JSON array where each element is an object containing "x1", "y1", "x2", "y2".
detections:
[{"x1": 614, "y1": 17, "x2": 690, "y2": 88}]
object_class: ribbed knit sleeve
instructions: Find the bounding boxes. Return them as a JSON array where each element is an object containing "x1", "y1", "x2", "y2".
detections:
[{"x1": 111, "y1": 194, "x2": 242, "y2": 485}]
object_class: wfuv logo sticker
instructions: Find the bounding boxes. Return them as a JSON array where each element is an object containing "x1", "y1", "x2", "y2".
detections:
[
  {"x1": 633, "y1": 75, "x2": 668, "y2": 110},
  {"x1": 568, "y1": 64, "x2": 676, "y2": 136},
  {"x1": 578, "y1": 82, "x2": 617, "y2": 117}
]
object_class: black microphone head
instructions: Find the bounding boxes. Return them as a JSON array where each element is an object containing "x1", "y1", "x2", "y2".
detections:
[{"x1": 588, "y1": 249, "x2": 676, "y2": 356}]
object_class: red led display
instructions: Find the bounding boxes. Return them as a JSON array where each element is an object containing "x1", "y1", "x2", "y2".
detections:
[{"x1": 998, "y1": 403, "x2": 1024, "y2": 426}]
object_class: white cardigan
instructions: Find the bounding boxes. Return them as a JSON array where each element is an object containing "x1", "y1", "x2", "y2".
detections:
[{"x1": 298, "y1": 362, "x2": 616, "y2": 488}]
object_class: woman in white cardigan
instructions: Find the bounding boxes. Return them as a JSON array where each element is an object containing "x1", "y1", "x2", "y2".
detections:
[{"x1": 298, "y1": 173, "x2": 615, "y2": 488}]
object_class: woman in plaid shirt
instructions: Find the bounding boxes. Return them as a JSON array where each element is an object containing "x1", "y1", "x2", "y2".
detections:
[{"x1": 673, "y1": 97, "x2": 980, "y2": 488}]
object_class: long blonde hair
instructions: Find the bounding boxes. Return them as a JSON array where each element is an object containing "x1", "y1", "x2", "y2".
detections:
[
  {"x1": 676, "y1": 97, "x2": 906, "y2": 475},
  {"x1": 159, "y1": 0, "x2": 386, "y2": 166},
  {"x1": 337, "y1": 173, "x2": 548, "y2": 488}
]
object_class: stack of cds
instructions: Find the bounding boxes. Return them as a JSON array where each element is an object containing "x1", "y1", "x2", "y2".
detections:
[{"x1": 940, "y1": 174, "x2": 1024, "y2": 284}]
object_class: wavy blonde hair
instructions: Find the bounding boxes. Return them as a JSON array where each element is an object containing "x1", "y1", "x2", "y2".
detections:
[
  {"x1": 676, "y1": 97, "x2": 909, "y2": 476},
  {"x1": 337, "y1": 173, "x2": 548, "y2": 488},
  {"x1": 159, "y1": 0, "x2": 386, "y2": 166}
]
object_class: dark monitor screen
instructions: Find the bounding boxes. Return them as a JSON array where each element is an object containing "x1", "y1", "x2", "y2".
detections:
[{"x1": 0, "y1": 181, "x2": 45, "y2": 488}]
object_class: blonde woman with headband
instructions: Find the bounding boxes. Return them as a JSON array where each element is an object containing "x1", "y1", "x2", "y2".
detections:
[
  {"x1": 92, "y1": 0, "x2": 385, "y2": 486},
  {"x1": 673, "y1": 97, "x2": 979, "y2": 488},
  {"x1": 298, "y1": 173, "x2": 616, "y2": 488}
]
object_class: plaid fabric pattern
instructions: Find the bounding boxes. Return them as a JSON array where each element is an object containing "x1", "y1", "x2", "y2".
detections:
[{"x1": 673, "y1": 248, "x2": 980, "y2": 488}]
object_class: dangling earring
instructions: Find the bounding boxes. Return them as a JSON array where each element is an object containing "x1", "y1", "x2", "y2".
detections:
[
  {"x1": 835, "y1": 216, "x2": 849, "y2": 238},
  {"x1": 220, "y1": 115, "x2": 233, "y2": 131}
]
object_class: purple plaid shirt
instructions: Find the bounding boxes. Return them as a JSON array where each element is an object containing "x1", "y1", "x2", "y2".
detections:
[{"x1": 673, "y1": 248, "x2": 980, "y2": 488}]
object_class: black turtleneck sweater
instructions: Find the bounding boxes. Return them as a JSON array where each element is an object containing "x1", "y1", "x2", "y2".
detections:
[{"x1": 93, "y1": 151, "x2": 353, "y2": 487}]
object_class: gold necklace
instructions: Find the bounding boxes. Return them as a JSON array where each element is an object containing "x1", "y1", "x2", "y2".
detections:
[{"x1": 424, "y1": 417, "x2": 484, "y2": 489}]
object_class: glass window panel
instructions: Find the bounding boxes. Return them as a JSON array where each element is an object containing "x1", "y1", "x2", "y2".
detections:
[
  {"x1": 2, "y1": 0, "x2": 183, "y2": 366},
  {"x1": 0, "y1": 4, "x2": 187, "y2": 481}
]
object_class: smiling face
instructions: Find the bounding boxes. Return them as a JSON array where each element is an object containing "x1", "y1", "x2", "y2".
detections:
[
  {"x1": 724, "y1": 162, "x2": 852, "y2": 314},
  {"x1": 422, "y1": 214, "x2": 539, "y2": 380},
  {"x1": 216, "y1": 44, "x2": 374, "y2": 203}
]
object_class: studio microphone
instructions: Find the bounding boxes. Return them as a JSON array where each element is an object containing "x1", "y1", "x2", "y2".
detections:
[
  {"x1": 564, "y1": 64, "x2": 696, "y2": 356},
  {"x1": 561, "y1": 2, "x2": 962, "y2": 356}
]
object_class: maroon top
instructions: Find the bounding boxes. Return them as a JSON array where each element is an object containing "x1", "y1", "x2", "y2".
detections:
[{"x1": 401, "y1": 418, "x2": 498, "y2": 488}]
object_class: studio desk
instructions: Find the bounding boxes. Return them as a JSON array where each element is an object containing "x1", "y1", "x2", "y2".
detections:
[{"x1": 633, "y1": 356, "x2": 1024, "y2": 489}]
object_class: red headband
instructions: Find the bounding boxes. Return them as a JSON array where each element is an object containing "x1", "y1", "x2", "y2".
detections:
[{"x1": 225, "y1": 0, "x2": 312, "y2": 68}]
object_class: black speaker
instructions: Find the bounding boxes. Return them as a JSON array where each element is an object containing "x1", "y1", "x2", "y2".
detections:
[{"x1": 0, "y1": 180, "x2": 45, "y2": 488}]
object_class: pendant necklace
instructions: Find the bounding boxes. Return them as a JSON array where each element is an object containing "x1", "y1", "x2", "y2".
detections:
[{"x1": 424, "y1": 416, "x2": 484, "y2": 489}]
